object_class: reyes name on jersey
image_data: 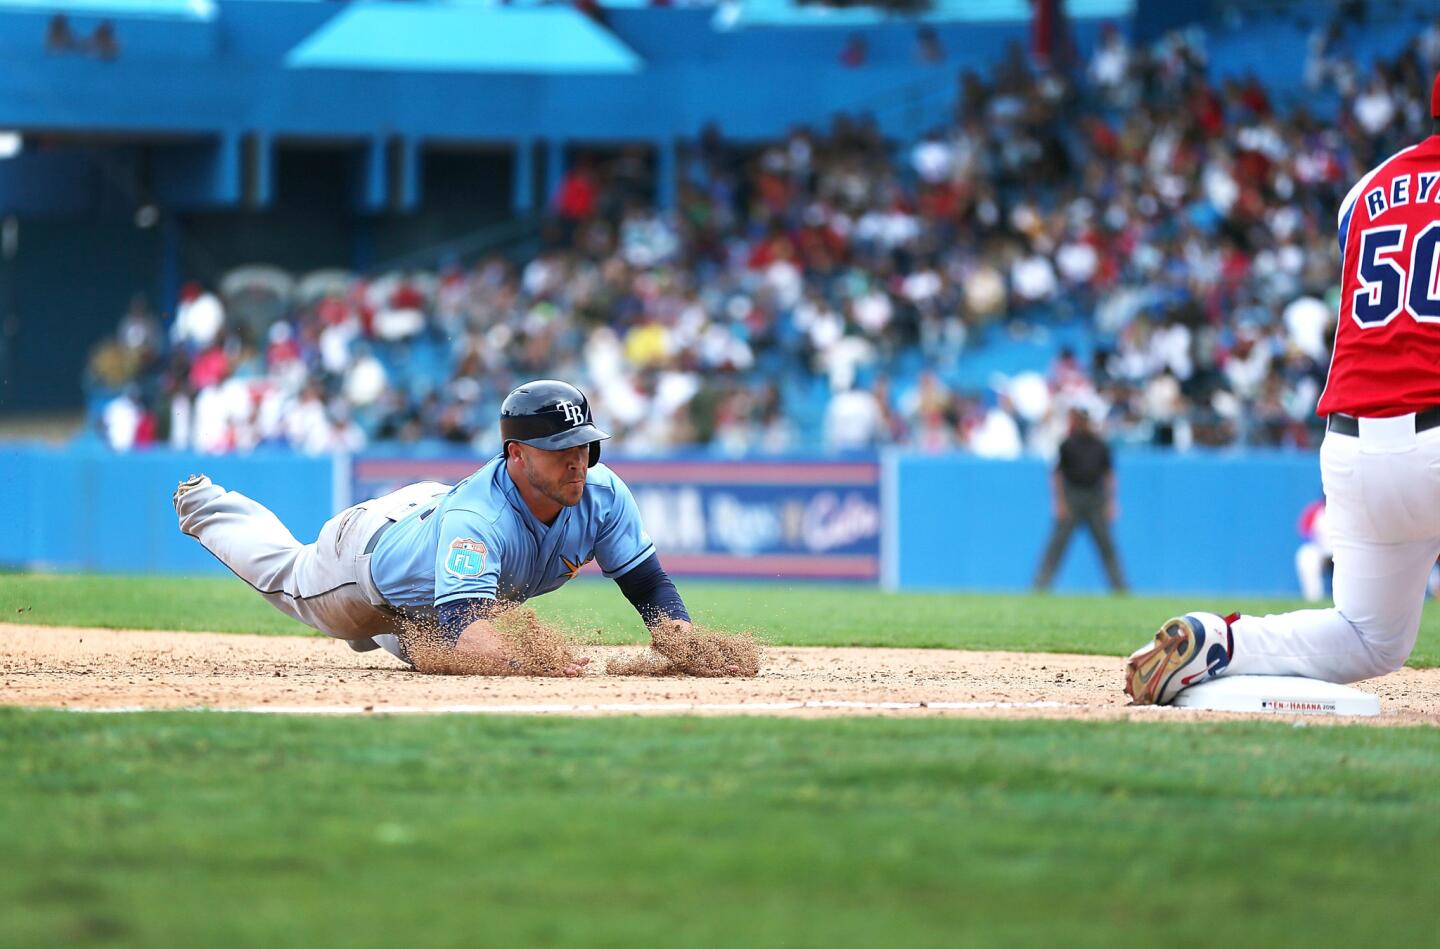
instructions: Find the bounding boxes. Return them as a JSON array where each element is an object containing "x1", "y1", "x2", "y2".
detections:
[{"x1": 1318, "y1": 134, "x2": 1440, "y2": 417}]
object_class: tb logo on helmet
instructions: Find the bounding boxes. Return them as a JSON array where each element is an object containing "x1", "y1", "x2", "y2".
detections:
[
  {"x1": 500, "y1": 380, "x2": 611, "y2": 468},
  {"x1": 556, "y1": 400, "x2": 585, "y2": 426}
]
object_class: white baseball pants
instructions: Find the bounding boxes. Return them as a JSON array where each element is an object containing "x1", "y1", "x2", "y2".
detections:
[
  {"x1": 1294, "y1": 542, "x2": 1330, "y2": 602},
  {"x1": 1227, "y1": 415, "x2": 1440, "y2": 682}
]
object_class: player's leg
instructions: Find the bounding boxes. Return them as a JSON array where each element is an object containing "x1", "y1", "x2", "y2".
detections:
[
  {"x1": 1077, "y1": 491, "x2": 1127, "y2": 592},
  {"x1": 174, "y1": 475, "x2": 310, "y2": 606},
  {"x1": 1295, "y1": 542, "x2": 1328, "y2": 602},
  {"x1": 1225, "y1": 533, "x2": 1439, "y2": 682},
  {"x1": 1127, "y1": 425, "x2": 1439, "y2": 702},
  {"x1": 173, "y1": 475, "x2": 398, "y2": 641},
  {"x1": 1270, "y1": 422, "x2": 1440, "y2": 678},
  {"x1": 1033, "y1": 505, "x2": 1078, "y2": 591}
]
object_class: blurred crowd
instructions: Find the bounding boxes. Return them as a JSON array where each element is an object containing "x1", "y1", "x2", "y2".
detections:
[{"x1": 86, "y1": 16, "x2": 1440, "y2": 457}]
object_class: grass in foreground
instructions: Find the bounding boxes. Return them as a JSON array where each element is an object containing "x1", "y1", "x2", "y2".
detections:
[
  {"x1": 1, "y1": 710, "x2": 1436, "y2": 948},
  {"x1": 2, "y1": 572, "x2": 1438, "y2": 666}
]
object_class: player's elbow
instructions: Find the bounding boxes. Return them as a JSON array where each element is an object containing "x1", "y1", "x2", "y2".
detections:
[
  {"x1": 395, "y1": 628, "x2": 464, "y2": 675},
  {"x1": 403, "y1": 640, "x2": 459, "y2": 675}
]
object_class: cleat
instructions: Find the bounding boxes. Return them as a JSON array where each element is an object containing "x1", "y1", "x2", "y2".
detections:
[
  {"x1": 1125, "y1": 612, "x2": 1235, "y2": 705},
  {"x1": 172, "y1": 473, "x2": 211, "y2": 507},
  {"x1": 347, "y1": 637, "x2": 381, "y2": 653}
]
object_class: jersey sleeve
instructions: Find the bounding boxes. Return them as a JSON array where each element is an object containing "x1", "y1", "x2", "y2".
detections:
[
  {"x1": 433, "y1": 510, "x2": 503, "y2": 606},
  {"x1": 594, "y1": 476, "x2": 657, "y2": 579}
]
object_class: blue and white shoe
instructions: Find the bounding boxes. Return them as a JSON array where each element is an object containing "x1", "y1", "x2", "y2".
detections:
[{"x1": 1125, "y1": 612, "x2": 1235, "y2": 705}]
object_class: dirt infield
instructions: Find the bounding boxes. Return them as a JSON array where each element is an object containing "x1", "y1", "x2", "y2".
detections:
[{"x1": 2, "y1": 623, "x2": 1438, "y2": 724}]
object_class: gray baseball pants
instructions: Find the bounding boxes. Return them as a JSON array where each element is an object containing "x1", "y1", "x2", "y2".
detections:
[{"x1": 174, "y1": 477, "x2": 447, "y2": 655}]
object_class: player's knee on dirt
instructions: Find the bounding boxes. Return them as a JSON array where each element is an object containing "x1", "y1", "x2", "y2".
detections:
[
  {"x1": 1336, "y1": 612, "x2": 1422, "y2": 681},
  {"x1": 1364, "y1": 629, "x2": 1420, "y2": 679}
]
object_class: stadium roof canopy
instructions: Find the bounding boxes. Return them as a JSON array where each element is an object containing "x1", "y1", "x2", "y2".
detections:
[
  {"x1": 725, "y1": 0, "x2": 1128, "y2": 27},
  {"x1": 0, "y1": 0, "x2": 214, "y2": 19},
  {"x1": 286, "y1": 4, "x2": 643, "y2": 74},
  {"x1": 724, "y1": 0, "x2": 1132, "y2": 28}
]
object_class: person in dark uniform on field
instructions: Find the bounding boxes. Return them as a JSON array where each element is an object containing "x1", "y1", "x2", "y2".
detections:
[{"x1": 1033, "y1": 407, "x2": 1127, "y2": 592}]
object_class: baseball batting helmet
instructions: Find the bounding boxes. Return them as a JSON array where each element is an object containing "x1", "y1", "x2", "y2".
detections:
[{"x1": 499, "y1": 379, "x2": 610, "y2": 468}]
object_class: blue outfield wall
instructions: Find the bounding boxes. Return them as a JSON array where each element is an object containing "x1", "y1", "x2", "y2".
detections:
[
  {"x1": 0, "y1": 445, "x2": 336, "y2": 575},
  {"x1": 891, "y1": 451, "x2": 1320, "y2": 596},
  {"x1": 0, "y1": 446, "x2": 1321, "y2": 596}
]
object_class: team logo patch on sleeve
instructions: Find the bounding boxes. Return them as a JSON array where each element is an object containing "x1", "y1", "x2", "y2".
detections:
[{"x1": 445, "y1": 538, "x2": 488, "y2": 578}]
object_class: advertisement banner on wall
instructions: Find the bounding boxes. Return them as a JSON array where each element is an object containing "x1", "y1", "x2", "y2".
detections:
[{"x1": 351, "y1": 456, "x2": 882, "y2": 581}]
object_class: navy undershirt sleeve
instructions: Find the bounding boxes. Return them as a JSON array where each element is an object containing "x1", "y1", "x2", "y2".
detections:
[
  {"x1": 613, "y1": 553, "x2": 691, "y2": 627},
  {"x1": 435, "y1": 597, "x2": 498, "y2": 644}
]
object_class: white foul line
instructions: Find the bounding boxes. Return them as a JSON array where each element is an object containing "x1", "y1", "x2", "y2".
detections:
[{"x1": 66, "y1": 699, "x2": 1075, "y2": 716}]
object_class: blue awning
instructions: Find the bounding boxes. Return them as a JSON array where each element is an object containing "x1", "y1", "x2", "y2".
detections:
[
  {"x1": 286, "y1": 4, "x2": 643, "y2": 75},
  {"x1": 0, "y1": 0, "x2": 215, "y2": 20},
  {"x1": 723, "y1": 0, "x2": 1133, "y2": 28}
]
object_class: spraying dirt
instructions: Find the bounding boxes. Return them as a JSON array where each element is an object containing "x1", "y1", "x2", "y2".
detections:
[
  {"x1": 398, "y1": 605, "x2": 584, "y2": 676},
  {"x1": 606, "y1": 620, "x2": 762, "y2": 677}
]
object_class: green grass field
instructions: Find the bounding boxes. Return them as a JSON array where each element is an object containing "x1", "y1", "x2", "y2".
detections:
[
  {"x1": 3, "y1": 572, "x2": 1438, "y2": 664},
  {"x1": 2, "y1": 574, "x2": 1438, "y2": 947},
  {"x1": 2, "y1": 712, "x2": 1437, "y2": 947}
]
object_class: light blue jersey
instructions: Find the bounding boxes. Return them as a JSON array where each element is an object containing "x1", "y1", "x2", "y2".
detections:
[{"x1": 368, "y1": 457, "x2": 656, "y2": 610}]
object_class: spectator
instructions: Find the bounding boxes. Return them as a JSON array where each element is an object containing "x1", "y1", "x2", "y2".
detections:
[
  {"x1": 1282, "y1": 293, "x2": 1331, "y2": 363},
  {"x1": 823, "y1": 383, "x2": 884, "y2": 451},
  {"x1": 101, "y1": 386, "x2": 151, "y2": 451},
  {"x1": 304, "y1": 405, "x2": 366, "y2": 456},
  {"x1": 1353, "y1": 73, "x2": 1396, "y2": 136},
  {"x1": 916, "y1": 27, "x2": 944, "y2": 65},
  {"x1": 1090, "y1": 23, "x2": 1130, "y2": 101},
  {"x1": 171, "y1": 283, "x2": 225, "y2": 352},
  {"x1": 343, "y1": 343, "x2": 388, "y2": 408},
  {"x1": 88, "y1": 298, "x2": 160, "y2": 391},
  {"x1": 90, "y1": 27, "x2": 1436, "y2": 460},
  {"x1": 1011, "y1": 246, "x2": 1060, "y2": 311},
  {"x1": 373, "y1": 275, "x2": 427, "y2": 342},
  {"x1": 969, "y1": 393, "x2": 1024, "y2": 459},
  {"x1": 89, "y1": 20, "x2": 118, "y2": 60},
  {"x1": 45, "y1": 15, "x2": 75, "y2": 53},
  {"x1": 911, "y1": 130, "x2": 954, "y2": 184}
]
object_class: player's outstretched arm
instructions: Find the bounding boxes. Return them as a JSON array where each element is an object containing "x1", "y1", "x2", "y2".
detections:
[{"x1": 613, "y1": 553, "x2": 691, "y2": 629}]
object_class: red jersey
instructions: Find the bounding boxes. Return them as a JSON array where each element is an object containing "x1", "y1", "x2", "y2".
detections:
[{"x1": 1317, "y1": 135, "x2": 1440, "y2": 417}]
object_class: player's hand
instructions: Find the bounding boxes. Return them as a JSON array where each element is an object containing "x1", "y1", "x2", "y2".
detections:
[
  {"x1": 649, "y1": 619, "x2": 759, "y2": 677},
  {"x1": 650, "y1": 620, "x2": 692, "y2": 661},
  {"x1": 563, "y1": 657, "x2": 590, "y2": 677}
]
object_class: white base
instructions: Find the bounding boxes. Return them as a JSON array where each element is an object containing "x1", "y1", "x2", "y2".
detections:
[{"x1": 1173, "y1": 675, "x2": 1380, "y2": 717}]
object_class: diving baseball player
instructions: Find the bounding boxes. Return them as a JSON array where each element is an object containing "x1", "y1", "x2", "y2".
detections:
[
  {"x1": 1126, "y1": 73, "x2": 1440, "y2": 704},
  {"x1": 174, "y1": 380, "x2": 693, "y2": 676}
]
